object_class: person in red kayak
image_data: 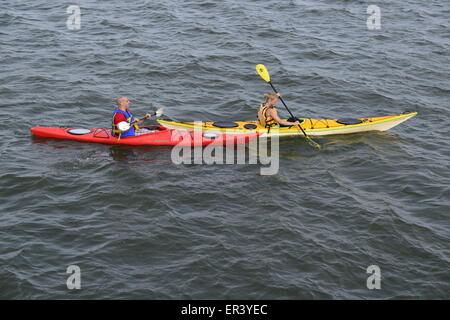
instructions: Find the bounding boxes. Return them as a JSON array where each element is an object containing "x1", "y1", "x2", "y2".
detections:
[
  {"x1": 257, "y1": 93, "x2": 300, "y2": 128},
  {"x1": 112, "y1": 96, "x2": 152, "y2": 137}
]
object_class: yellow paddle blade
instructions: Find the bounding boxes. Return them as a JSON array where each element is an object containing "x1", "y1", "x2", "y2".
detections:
[
  {"x1": 256, "y1": 64, "x2": 271, "y2": 83},
  {"x1": 306, "y1": 136, "x2": 321, "y2": 149}
]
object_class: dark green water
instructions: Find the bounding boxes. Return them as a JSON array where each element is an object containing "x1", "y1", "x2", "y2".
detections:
[{"x1": 0, "y1": 0, "x2": 449, "y2": 299}]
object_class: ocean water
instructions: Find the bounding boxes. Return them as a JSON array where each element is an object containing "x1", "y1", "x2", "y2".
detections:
[{"x1": 0, "y1": 0, "x2": 449, "y2": 299}]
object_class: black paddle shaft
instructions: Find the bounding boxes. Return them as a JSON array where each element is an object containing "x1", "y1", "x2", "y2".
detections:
[
  {"x1": 268, "y1": 82, "x2": 296, "y2": 119},
  {"x1": 130, "y1": 113, "x2": 154, "y2": 125},
  {"x1": 268, "y1": 81, "x2": 310, "y2": 138}
]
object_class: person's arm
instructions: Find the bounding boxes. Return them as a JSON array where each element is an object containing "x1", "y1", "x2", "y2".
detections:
[
  {"x1": 267, "y1": 109, "x2": 299, "y2": 126},
  {"x1": 134, "y1": 113, "x2": 152, "y2": 124}
]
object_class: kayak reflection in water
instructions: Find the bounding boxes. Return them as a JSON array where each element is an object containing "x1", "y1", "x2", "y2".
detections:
[
  {"x1": 257, "y1": 93, "x2": 300, "y2": 128},
  {"x1": 112, "y1": 96, "x2": 152, "y2": 137}
]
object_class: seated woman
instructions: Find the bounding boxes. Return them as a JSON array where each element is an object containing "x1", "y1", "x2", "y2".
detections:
[{"x1": 257, "y1": 93, "x2": 300, "y2": 128}]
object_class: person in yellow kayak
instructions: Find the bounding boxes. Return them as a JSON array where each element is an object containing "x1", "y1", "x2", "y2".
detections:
[
  {"x1": 112, "y1": 96, "x2": 152, "y2": 137},
  {"x1": 257, "y1": 93, "x2": 300, "y2": 128}
]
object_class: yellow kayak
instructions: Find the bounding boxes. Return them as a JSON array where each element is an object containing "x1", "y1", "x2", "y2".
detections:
[{"x1": 158, "y1": 112, "x2": 417, "y2": 137}]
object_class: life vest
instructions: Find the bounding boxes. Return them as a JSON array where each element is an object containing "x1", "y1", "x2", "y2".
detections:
[
  {"x1": 112, "y1": 109, "x2": 139, "y2": 137},
  {"x1": 258, "y1": 104, "x2": 278, "y2": 127}
]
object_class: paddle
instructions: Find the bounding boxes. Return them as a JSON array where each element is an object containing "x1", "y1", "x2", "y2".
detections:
[
  {"x1": 116, "y1": 108, "x2": 164, "y2": 141},
  {"x1": 117, "y1": 108, "x2": 164, "y2": 132},
  {"x1": 255, "y1": 64, "x2": 321, "y2": 149}
]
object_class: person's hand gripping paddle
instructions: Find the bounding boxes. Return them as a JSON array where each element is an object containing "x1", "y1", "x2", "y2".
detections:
[
  {"x1": 117, "y1": 108, "x2": 164, "y2": 140},
  {"x1": 256, "y1": 64, "x2": 321, "y2": 149}
]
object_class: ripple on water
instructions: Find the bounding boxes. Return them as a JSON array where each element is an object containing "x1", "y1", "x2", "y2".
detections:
[{"x1": 1, "y1": 0, "x2": 449, "y2": 299}]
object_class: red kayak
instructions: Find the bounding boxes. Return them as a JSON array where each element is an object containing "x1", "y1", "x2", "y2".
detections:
[{"x1": 30, "y1": 125, "x2": 259, "y2": 146}]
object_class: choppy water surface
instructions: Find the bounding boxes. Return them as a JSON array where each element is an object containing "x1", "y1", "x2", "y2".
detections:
[{"x1": 0, "y1": 0, "x2": 449, "y2": 299}]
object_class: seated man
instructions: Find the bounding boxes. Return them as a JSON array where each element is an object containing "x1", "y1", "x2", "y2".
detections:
[
  {"x1": 257, "y1": 93, "x2": 300, "y2": 128},
  {"x1": 112, "y1": 96, "x2": 152, "y2": 137}
]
